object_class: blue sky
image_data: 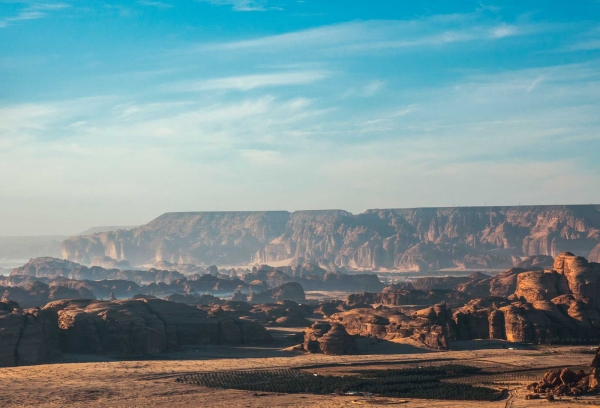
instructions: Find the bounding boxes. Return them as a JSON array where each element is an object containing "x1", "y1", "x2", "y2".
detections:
[{"x1": 0, "y1": 0, "x2": 599, "y2": 235}]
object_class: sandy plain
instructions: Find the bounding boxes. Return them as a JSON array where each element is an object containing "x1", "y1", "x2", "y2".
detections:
[{"x1": 1, "y1": 345, "x2": 600, "y2": 408}]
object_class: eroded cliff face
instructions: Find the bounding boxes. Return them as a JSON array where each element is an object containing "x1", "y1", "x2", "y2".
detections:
[
  {"x1": 62, "y1": 205, "x2": 600, "y2": 270},
  {"x1": 0, "y1": 301, "x2": 60, "y2": 367}
]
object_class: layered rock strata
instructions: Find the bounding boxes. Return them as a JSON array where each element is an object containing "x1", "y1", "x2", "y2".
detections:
[{"x1": 62, "y1": 206, "x2": 600, "y2": 270}]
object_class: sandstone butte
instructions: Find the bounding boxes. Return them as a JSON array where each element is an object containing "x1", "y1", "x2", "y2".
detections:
[{"x1": 60, "y1": 205, "x2": 600, "y2": 271}]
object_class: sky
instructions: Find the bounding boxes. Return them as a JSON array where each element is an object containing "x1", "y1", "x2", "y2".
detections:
[{"x1": 0, "y1": 0, "x2": 599, "y2": 235}]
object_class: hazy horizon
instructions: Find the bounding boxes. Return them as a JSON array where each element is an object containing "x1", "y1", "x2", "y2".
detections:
[{"x1": 1, "y1": 0, "x2": 600, "y2": 235}]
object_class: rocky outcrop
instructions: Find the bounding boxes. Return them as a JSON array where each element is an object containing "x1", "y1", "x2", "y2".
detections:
[
  {"x1": 164, "y1": 293, "x2": 222, "y2": 306},
  {"x1": 411, "y1": 275, "x2": 474, "y2": 291},
  {"x1": 346, "y1": 288, "x2": 472, "y2": 308},
  {"x1": 303, "y1": 321, "x2": 358, "y2": 355},
  {"x1": 1, "y1": 281, "x2": 94, "y2": 308},
  {"x1": 553, "y1": 252, "x2": 600, "y2": 302},
  {"x1": 61, "y1": 206, "x2": 600, "y2": 271},
  {"x1": 225, "y1": 301, "x2": 313, "y2": 327},
  {"x1": 513, "y1": 255, "x2": 555, "y2": 269},
  {"x1": 43, "y1": 298, "x2": 273, "y2": 355},
  {"x1": 332, "y1": 253, "x2": 600, "y2": 346},
  {"x1": 528, "y1": 348, "x2": 600, "y2": 397},
  {"x1": 247, "y1": 282, "x2": 305, "y2": 303},
  {"x1": 243, "y1": 266, "x2": 292, "y2": 288},
  {"x1": 330, "y1": 304, "x2": 453, "y2": 350},
  {"x1": 288, "y1": 257, "x2": 328, "y2": 277},
  {"x1": 0, "y1": 300, "x2": 60, "y2": 367}
]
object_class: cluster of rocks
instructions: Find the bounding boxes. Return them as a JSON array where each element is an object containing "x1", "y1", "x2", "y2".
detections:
[
  {"x1": 5, "y1": 259, "x2": 322, "y2": 307},
  {"x1": 6, "y1": 258, "x2": 382, "y2": 305},
  {"x1": 217, "y1": 300, "x2": 313, "y2": 327},
  {"x1": 316, "y1": 253, "x2": 600, "y2": 350},
  {"x1": 528, "y1": 348, "x2": 600, "y2": 397},
  {"x1": 241, "y1": 264, "x2": 384, "y2": 293},
  {"x1": 11, "y1": 257, "x2": 185, "y2": 285}
]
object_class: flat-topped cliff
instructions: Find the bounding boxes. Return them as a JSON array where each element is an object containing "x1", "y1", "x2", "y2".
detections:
[{"x1": 62, "y1": 205, "x2": 600, "y2": 270}]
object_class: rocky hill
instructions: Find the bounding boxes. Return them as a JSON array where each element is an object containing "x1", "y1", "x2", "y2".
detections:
[{"x1": 61, "y1": 206, "x2": 600, "y2": 271}]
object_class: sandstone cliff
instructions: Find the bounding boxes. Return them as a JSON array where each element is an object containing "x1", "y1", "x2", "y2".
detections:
[
  {"x1": 0, "y1": 300, "x2": 60, "y2": 367},
  {"x1": 62, "y1": 205, "x2": 600, "y2": 271}
]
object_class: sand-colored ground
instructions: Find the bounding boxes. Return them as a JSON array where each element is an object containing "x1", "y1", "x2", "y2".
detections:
[{"x1": 1, "y1": 346, "x2": 599, "y2": 407}]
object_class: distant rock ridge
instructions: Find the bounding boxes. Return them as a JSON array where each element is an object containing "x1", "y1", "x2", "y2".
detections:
[{"x1": 61, "y1": 206, "x2": 600, "y2": 271}]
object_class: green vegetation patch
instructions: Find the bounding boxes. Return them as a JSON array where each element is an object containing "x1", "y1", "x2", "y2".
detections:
[{"x1": 176, "y1": 365, "x2": 502, "y2": 401}]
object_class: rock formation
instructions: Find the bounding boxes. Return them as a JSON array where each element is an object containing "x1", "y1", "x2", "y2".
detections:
[
  {"x1": 10, "y1": 257, "x2": 185, "y2": 285},
  {"x1": 303, "y1": 321, "x2": 358, "y2": 355},
  {"x1": 330, "y1": 304, "x2": 453, "y2": 350},
  {"x1": 0, "y1": 300, "x2": 60, "y2": 367},
  {"x1": 346, "y1": 288, "x2": 472, "y2": 308},
  {"x1": 528, "y1": 348, "x2": 600, "y2": 397},
  {"x1": 223, "y1": 300, "x2": 313, "y2": 327},
  {"x1": 326, "y1": 253, "x2": 600, "y2": 348},
  {"x1": 247, "y1": 282, "x2": 305, "y2": 303},
  {"x1": 61, "y1": 206, "x2": 600, "y2": 271},
  {"x1": 0, "y1": 281, "x2": 94, "y2": 308},
  {"x1": 43, "y1": 298, "x2": 273, "y2": 355}
]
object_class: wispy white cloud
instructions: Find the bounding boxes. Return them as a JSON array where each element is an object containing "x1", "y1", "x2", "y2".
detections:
[
  {"x1": 137, "y1": 0, "x2": 173, "y2": 8},
  {"x1": 489, "y1": 24, "x2": 519, "y2": 39},
  {"x1": 194, "y1": 0, "x2": 274, "y2": 12},
  {"x1": 199, "y1": 16, "x2": 543, "y2": 54},
  {"x1": 1, "y1": 60, "x2": 599, "y2": 234},
  {"x1": 0, "y1": 1, "x2": 69, "y2": 28},
  {"x1": 167, "y1": 70, "x2": 328, "y2": 92},
  {"x1": 563, "y1": 39, "x2": 600, "y2": 52},
  {"x1": 526, "y1": 75, "x2": 545, "y2": 92}
]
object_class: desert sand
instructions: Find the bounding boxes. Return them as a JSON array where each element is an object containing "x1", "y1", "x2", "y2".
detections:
[{"x1": 1, "y1": 345, "x2": 599, "y2": 407}]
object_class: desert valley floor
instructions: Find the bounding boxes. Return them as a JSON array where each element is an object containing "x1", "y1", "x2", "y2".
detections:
[{"x1": 2, "y1": 344, "x2": 600, "y2": 407}]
